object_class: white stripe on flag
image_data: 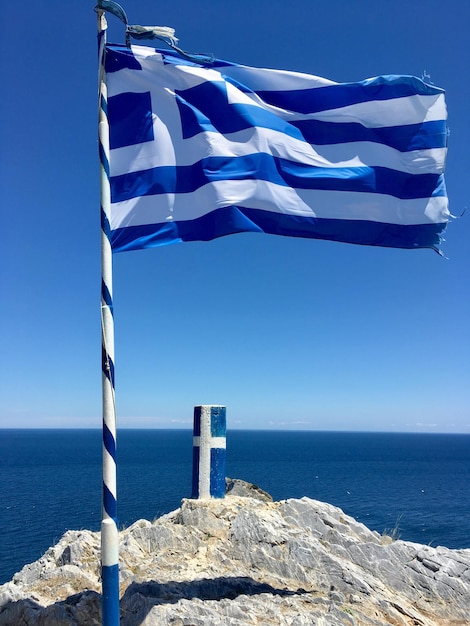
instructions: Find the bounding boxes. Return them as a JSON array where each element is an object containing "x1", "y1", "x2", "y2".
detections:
[
  {"x1": 109, "y1": 127, "x2": 446, "y2": 177},
  {"x1": 110, "y1": 181, "x2": 448, "y2": 230}
]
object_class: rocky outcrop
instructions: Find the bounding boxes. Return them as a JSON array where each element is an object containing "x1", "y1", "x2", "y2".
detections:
[{"x1": 1, "y1": 479, "x2": 469, "y2": 625}]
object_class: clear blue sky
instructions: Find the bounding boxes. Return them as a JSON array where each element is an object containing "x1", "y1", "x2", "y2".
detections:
[{"x1": 1, "y1": 0, "x2": 469, "y2": 432}]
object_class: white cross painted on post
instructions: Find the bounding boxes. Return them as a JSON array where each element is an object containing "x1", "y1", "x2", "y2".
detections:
[{"x1": 192, "y1": 405, "x2": 226, "y2": 499}]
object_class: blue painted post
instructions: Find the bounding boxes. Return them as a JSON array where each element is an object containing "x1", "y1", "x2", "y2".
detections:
[{"x1": 192, "y1": 405, "x2": 226, "y2": 499}]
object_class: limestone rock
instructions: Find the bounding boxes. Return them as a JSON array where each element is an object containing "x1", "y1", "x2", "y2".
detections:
[
  {"x1": 225, "y1": 477, "x2": 273, "y2": 501},
  {"x1": 1, "y1": 480, "x2": 469, "y2": 625}
]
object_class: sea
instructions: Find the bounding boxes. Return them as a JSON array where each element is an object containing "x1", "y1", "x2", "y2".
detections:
[{"x1": 1, "y1": 429, "x2": 469, "y2": 585}]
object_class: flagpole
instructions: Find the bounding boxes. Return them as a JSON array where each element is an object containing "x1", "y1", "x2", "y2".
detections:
[{"x1": 97, "y1": 9, "x2": 120, "y2": 626}]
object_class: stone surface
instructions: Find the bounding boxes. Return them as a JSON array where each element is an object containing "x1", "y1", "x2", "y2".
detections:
[{"x1": 1, "y1": 478, "x2": 469, "y2": 625}]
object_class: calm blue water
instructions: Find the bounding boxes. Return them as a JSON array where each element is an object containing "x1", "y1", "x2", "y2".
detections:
[{"x1": 1, "y1": 429, "x2": 469, "y2": 584}]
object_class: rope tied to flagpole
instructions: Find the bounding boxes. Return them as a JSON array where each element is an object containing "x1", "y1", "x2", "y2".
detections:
[
  {"x1": 95, "y1": 0, "x2": 214, "y2": 63},
  {"x1": 126, "y1": 24, "x2": 178, "y2": 47}
]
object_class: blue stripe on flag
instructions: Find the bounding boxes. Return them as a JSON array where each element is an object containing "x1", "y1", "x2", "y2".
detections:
[
  {"x1": 110, "y1": 208, "x2": 447, "y2": 252},
  {"x1": 111, "y1": 156, "x2": 444, "y2": 202},
  {"x1": 292, "y1": 119, "x2": 447, "y2": 151},
  {"x1": 256, "y1": 75, "x2": 444, "y2": 114}
]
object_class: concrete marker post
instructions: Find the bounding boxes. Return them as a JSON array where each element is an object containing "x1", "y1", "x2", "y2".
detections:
[{"x1": 192, "y1": 405, "x2": 226, "y2": 499}]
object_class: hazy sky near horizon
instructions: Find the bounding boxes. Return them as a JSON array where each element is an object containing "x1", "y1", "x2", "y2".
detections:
[{"x1": 1, "y1": 0, "x2": 469, "y2": 432}]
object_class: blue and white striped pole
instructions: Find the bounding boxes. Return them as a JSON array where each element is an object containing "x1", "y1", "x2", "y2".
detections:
[
  {"x1": 192, "y1": 405, "x2": 226, "y2": 499},
  {"x1": 97, "y1": 9, "x2": 120, "y2": 626}
]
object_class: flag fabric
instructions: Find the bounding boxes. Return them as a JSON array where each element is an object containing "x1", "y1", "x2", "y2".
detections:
[{"x1": 103, "y1": 44, "x2": 449, "y2": 253}]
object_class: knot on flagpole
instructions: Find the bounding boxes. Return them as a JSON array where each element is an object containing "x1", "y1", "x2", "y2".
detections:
[
  {"x1": 95, "y1": 0, "x2": 214, "y2": 64},
  {"x1": 95, "y1": 0, "x2": 128, "y2": 25}
]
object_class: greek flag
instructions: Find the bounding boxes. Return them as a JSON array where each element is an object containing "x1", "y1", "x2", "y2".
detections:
[{"x1": 104, "y1": 44, "x2": 449, "y2": 253}]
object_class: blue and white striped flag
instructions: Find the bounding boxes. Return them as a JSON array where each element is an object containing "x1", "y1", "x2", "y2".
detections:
[{"x1": 104, "y1": 44, "x2": 449, "y2": 253}]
